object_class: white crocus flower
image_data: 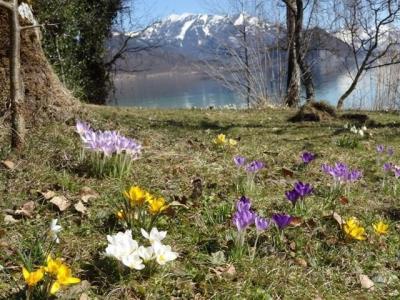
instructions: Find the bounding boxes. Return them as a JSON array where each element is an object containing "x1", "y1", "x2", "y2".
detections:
[
  {"x1": 358, "y1": 129, "x2": 364, "y2": 137},
  {"x1": 350, "y1": 126, "x2": 357, "y2": 134},
  {"x1": 344, "y1": 123, "x2": 348, "y2": 129},
  {"x1": 121, "y1": 252, "x2": 145, "y2": 270},
  {"x1": 361, "y1": 126, "x2": 367, "y2": 131},
  {"x1": 152, "y1": 242, "x2": 178, "y2": 266},
  {"x1": 105, "y1": 230, "x2": 139, "y2": 261},
  {"x1": 50, "y1": 219, "x2": 62, "y2": 243},
  {"x1": 137, "y1": 245, "x2": 154, "y2": 262},
  {"x1": 141, "y1": 227, "x2": 167, "y2": 245}
]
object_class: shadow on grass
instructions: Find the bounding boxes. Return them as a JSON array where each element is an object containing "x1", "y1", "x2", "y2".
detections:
[
  {"x1": 80, "y1": 252, "x2": 126, "y2": 294},
  {"x1": 150, "y1": 119, "x2": 267, "y2": 131},
  {"x1": 383, "y1": 207, "x2": 400, "y2": 221}
]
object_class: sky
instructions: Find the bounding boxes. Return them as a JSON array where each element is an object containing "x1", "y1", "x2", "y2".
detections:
[{"x1": 136, "y1": 0, "x2": 206, "y2": 21}]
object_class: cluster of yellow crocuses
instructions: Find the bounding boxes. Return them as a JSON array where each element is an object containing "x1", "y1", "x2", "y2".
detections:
[
  {"x1": 22, "y1": 256, "x2": 80, "y2": 295},
  {"x1": 213, "y1": 134, "x2": 237, "y2": 147},
  {"x1": 343, "y1": 218, "x2": 389, "y2": 240},
  {"x1": 122, "y1": 186, "x2": 169, "y2": 215}
]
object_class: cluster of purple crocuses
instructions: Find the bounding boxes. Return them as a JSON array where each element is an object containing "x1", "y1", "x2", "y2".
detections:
[
  {"x1": 383, "y1": 162, "x2": 400, "y2": 177},
  {"x1": 322, "y1": 162, "x2": 362, "y2": 183},
  {"x1": 376, "y1": 144, "x2": 394, "y2": 156},
  {"x1": 76, "y1": 121, "x2": 142, "y2": 159},
  {"x1": 232, "y1": 196, "x2": 292, "y2": 232},
  {"x1": 234, "y1": 156, "x2": 265, "y2": 173},
  {"x1": 285, "y1": 181, "x2": 313, "y2": 205}
]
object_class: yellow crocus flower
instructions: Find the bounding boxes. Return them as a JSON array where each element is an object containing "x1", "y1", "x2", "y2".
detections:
[
  {"x1": 45, "y1": 255, "x2": 63, "y2": 275},
  {"x1": 123, "y1": 186, "x2": 150, "y2": 206},
  {"x1": 22, "y1": 267, "x2": 44, "y2": 287},
  {"x1": 50, "y1": 264, "x2": 80, "y2": 295},
  {"x1": 228, "y1": 139, "x2": 237, "y2": 147},
  {"x1": 147, "y1": 197, "x2": 169, "y2": 215},
  {"x1": 213, "y1": 134, "x2": 227, "y2": 145},
  {"x1": 373, "y1": 221, "x2": 389, "y2": 235},
  {"x1": 343, "y1": 218, "x2": 366, "y2": 240}
]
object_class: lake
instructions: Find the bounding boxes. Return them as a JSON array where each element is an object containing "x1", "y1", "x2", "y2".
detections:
[{"x1": 110, "y1": 71, "x2": 377, "y2": 109}]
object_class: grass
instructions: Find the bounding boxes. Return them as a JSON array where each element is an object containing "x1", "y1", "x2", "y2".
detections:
[{"x1": 0, "y1": 106, "x2": 400, "y2": 299}]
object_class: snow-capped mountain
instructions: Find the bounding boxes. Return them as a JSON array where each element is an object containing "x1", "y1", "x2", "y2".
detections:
[
  {"x1": 111, "y1": 13, "x2": 282, "y2": 60},
  {"x1": 109, "y1": 13, "x2": 349, "y2": 72}
]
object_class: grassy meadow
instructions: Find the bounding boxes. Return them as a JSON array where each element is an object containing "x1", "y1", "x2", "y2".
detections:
[{"x1": 0, "y1": 106, "x2": 399, "y2": 299}]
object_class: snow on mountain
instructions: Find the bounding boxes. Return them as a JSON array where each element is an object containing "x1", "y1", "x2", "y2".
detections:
[
  {"x1": 114, "y1": 13, "x2": 280, "y2": 59},
  {"x1": 109, "y1": 13, "x2": 351, "y2": 72}
]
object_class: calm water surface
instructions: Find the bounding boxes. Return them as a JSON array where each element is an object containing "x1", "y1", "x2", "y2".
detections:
[{"x1": 111, "y1": 72, "x2": 375, "y2": 109}]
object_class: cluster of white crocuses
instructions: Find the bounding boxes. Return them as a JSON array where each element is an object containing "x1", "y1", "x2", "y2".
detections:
[
  {"x1": 105, "y1": 228, "x2": 178, "y2": 270},
  {"x1": 344, "y1": 123, "x2": 367, "y2": 137}
]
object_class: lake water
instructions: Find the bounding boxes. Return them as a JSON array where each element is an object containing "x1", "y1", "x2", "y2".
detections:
[{"x1": 110, "y1": 71, "x2": 376, "y2": 109}]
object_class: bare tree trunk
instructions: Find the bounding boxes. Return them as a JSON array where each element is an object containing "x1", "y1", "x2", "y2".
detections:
[
  {"x1": 336, "y1": 71, "x2": 364, "y2": 110},
  {"x1": 295, "y1": 0, "x2": 315, "y2": 103},
  {"x1": 0, "y1": 0, "x2": 25, "y2": 149},
  {"x1": 243, "y1": 23, "x2": 251, "y2": 108},
  {"x1": 285, "y1": 1, "x2": 301, "y2": 107},
  {"x1": 10, "y1": 0, "x2": 25, "y2": 148}
]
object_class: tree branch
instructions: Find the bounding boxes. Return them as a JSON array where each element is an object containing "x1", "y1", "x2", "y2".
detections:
[{"x1": 0, "y1": 0, "x2": 13, "y2": 10}]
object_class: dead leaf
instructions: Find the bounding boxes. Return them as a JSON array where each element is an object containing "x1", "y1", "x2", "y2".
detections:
[
  {"x1": 333, "y1": 212, "x2": 343, "y2": 226},
  {"x1": 64, "y1": 280, "x2": 91, "y2": 298},
  {"x1": 50, "y1": 196, "x2": 71, "y2": 211},
  {"x1": 74, "y1": 201, "x2": 87, "y2": 214},
  {"x1": 173, "y1": 195, "x2": 188, "y2": 205},
  {"x1": 225, "y1": 265, "x2": 236, "y2": 278},
  {"x1": 294, "y1": 258, "x2": 308, "y2": 268},
  {"x1": 289, "y1": 217, "x2": 303, "y2": 227},
  {"x1": 360, "y1": 274, "x2": 375, "y2": 290},
  {"x1": 15, "y1": 201, "x2": 36, "y2": 218},
  {"x1": 1, "y1": 160, "x2": 15, "y2": 170},
  {"x1": 4, "y1": 215, "x2": 18, "y2": 224},
  {"x1": 282, "y1": 167, "x2": 294, "y2": 178},
  {"x1": 339, "y1": 196, "x2": 349, "y2": 205},
  {"x1": 40, "y1": 190, "x2": 56, "y2": 200},
  {"x1": 79, "y1": 187, "x2": 99, "y2": 203},
  {"x1": 211, "y1": 264, "x2": 236, "y2": 279}
]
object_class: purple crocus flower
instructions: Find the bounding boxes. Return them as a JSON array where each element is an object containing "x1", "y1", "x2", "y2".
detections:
[
  {"x1": 233, "y1": 209, "x2": 256, "y2": 231},
  {"x1": 272, "y1": 214, "x2": 293, "y2": 230},
  {"x1": 387, "y1": 147, "x2": 394, "y2": 156},
  {"x1": 236, "y1": 196, "x2": 252, "y2": 211},
  {"x1": 285, "y1": 189, "x2": 300, "y2": 205},
  {"x1": 383, "y1": 162, "x2": 394, "y2": 172},
  {"x1": 301, "y1": 152, "x2": 315, "y2": 164},
  {"x1": 294, "y1": 181, "x2": 313, "y2": 197},
  {"x1": 76, "y1": 121, "x2": 142, "y2": 159},
  {"x1": 245, "y1": 161, "x2": 265, "y2": 173},
  {"x1": 232, "y1": 196, "x2": 255, "y2": 231},
  {"x1": 255, "y1": 216, "x2": 270, "y2": 231},
  {"x1": 322, "y1": 162, "x2": 362, "y2": 183},
  {"x1": 347, "y1": 170, "x2": 362, "y2": 182},
  {"x1": 233, "y1": 156, "x2": 246, "y2": 167},
  {"x1": 376, "y1": 145, "x2": 385, "y2": 153},
  {"x1": 76, "y1": 120, "x2": 91, "y2": 136}
]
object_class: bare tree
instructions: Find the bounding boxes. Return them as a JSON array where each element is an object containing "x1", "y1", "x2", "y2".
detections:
[
  {"x1": 332, "y1": 0, "x2": 400, "y2": 110},
  {"x1": 202, "y1": 0, "x2": 286, "y2": 107},
  {"x1": 281, "y1": 0, "x2": 318, "y2": 107},
  {"x1": 0, "y1": 0, "x2": 25, "y2": 149}
]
